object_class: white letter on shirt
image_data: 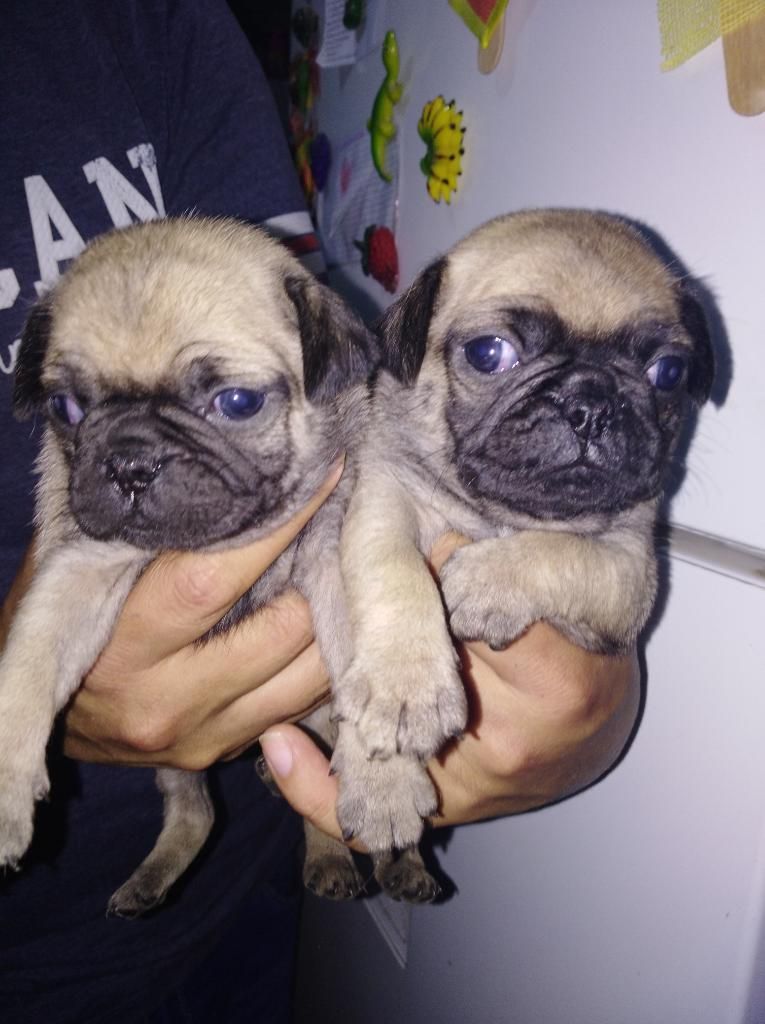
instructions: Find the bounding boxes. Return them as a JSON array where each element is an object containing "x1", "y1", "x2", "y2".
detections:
[
  {"x1": 83, "y1": 150, "x2": 164, "y2": 227},
  {"x1": 0, "y1": 269, "x2": 20, "y2": 311},
  {"x1": 127, "y1": 144, "x2": 166, "y2": 218},
  {"x1": 0, "y1": 270, "x2": 21, "y2": 373},
  {"x1": 24, "y1": 176, "x2": 86, "y2": 293}
]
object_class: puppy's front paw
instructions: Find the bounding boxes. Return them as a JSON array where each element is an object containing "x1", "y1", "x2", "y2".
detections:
[
  {"x1": 0, "y1": 765, "x2": 49, "y2": 868},
  {"x1": 334, "y1": 651, "x2": 466, "y2": 761},
  {"x1": 440, "y1": 544, "x2": 535, "y2": 650},
  {"x1": 332, "y1": 729, "x2": 437, "y2": 852}
]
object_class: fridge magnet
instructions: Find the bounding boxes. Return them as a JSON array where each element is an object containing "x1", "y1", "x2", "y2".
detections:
[
  {"x1": 316, "y1": 129, "x2": 398, "y2": 269},
  {"x1": 343, "y1": 0, "x2": 365, "y2": 31},
  {"x1": 658, "y1": 0, "x2": 765, "y2": 116},
  {"x1": 417, "y1": 95, "x2": 466, "y2": 204},
  {"x1": 354, "y1": 224, "x2": 399, "y2": 293},
  {"x1": 289, "y1": 47, "x2": 319, "y2": 117},
  {"x1": 367, "y1": 30, "x2": 403, "y2": 182},
  {"x1": 449, "y1": 0, "x2": 509, "y2": 73},
  {"x1": 310, "y1": 133, "x2": 332, "y2": 191},
  {"x1": 291, "y1": 5, "x2": 319, "y2": 49},
  {"x1": 290, "y1": 111, "x2": 317, "y2": 205}
]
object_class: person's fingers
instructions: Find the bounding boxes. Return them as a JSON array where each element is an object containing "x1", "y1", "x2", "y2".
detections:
[
  {"x1": 259, "y1": 725, "x2": 341, "y2": 834},
  {"x1": 80, "y1": 589, "x2": 316, "y2": 742},
  {"x1": 461, "y1": 621, "x2": 614, "y2": 697},
  {"x1": 427, "y1": 642, "x2": 641, "y2": 827},
  {"x1": 65, "y1": 642, "x2": 331, "y2": 769},
  {"x1": 427, "y1": 530, "x2": 470, "y2": 574},
  {"x1": 62, "y1": 717, "x2": 161, "y2": 766},
  {"x1": 166, "y1": 590, "x2": 317, "y2": 702},
  {"x1": 98, "y1": 459, "x2": 345, "y2": 669},
  {"x1": 212, "y1": 642, "x2": 332, "y2": 756},
  {"x1": 259, "y1": 725, "x2": 366, "y2": 852}
]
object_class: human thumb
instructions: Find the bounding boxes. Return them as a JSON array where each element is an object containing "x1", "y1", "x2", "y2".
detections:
[{"x1": 260, "y1": 725, "x2": 365, "y2": 849}]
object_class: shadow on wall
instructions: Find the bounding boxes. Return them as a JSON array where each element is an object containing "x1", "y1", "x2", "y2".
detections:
[
  {"x1": 620, "y1": 214, "x2": 732, "y2": 788},
  {"x1": 628, "y1": 213, "x2": 732, "y2": 643}
]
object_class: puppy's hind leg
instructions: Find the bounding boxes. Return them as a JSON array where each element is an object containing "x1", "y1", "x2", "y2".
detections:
[
  {"x1": 302, "y1": 821, "x2": 366, "y2": 900},
  {"x1": 372, "y1": 846, "x2": 441, "y2": 904},
  {"x1": 290, "y1": 710, "x2": 365, "y2": 901},
  {"x1": 108, "y1": 768, "x2": 214, "y2": 917},
  {"x1": 256, "y1": 743, "x2": 364, "y2": 900}
]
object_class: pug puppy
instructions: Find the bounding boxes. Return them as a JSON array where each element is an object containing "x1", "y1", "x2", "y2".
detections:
[
  {"x1": 330, "y1": 209, "x2": 715, "y2": 899},
  {"x1": 0, "y1": 216, "x2": 377, "y2": 914}
]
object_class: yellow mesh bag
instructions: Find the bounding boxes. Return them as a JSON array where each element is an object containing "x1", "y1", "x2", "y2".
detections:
[
  {"x1": 721, "y1": 0, "x2": 765, "y2": 32},
  {"x1": 658, "y1": 0, "x2": 765, "y2": 70},
  {"x1": 658, "y1": 0, "x2": 720, "y2": 69}
]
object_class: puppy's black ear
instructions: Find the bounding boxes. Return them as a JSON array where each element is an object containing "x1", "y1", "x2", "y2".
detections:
[
  {"x1": 13, "y1": 299, "x2": 53, "y2": 419},
  {"x1": 376, "y1": 257, "x2": 446, "y2": 385},
  {"x1": 285, "y1": 275, "x2": 378, "y2": 404},
  {"x1": 677, "y1": 280, "x2": 715, "y2": 405}
]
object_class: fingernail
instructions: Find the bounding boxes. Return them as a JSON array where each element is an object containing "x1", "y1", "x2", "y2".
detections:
[
  {"x1": 327, "y1": 454, "x2": 346, "y2": 484},
  {"x1": 260, "y1": 731, "x2": 293, "y2": 779}
]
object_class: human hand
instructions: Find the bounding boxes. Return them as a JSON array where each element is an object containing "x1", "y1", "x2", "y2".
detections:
[
  {"x1": 259, "y1": 532, "x2": 640, "y2": 843},
  {"x1": 61, "y1": 461, "x2": 344, "y2": 770}
]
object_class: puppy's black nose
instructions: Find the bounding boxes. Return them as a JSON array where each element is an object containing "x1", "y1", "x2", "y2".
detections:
[
  {"x1": 104, "y1": 453, "x2": 161, "y2": 497},
  {"x1": 563, "y1": 389, "x2": 614, "y2": 440}
]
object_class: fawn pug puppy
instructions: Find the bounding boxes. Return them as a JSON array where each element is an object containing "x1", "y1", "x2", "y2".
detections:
[
  {"x1": 0, "y1": 216, "x2": 377, "y2": 914},
  {"x1": 330, "y1": 209, "x2": 715, "y2": 899}
]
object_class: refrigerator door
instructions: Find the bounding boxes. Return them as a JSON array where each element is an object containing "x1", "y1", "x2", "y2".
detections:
[{"x1": 297, "y1": 1, "x2": 765, "y2": 1019}]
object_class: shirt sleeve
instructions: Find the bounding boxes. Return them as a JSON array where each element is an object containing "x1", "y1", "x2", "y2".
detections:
[{"x1": 106, "y1": 0, "x2": 307, "y2": 226}]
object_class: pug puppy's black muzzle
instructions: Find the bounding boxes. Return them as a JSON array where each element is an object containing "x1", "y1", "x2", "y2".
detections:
[
  {"x1": 454, "y1": 363, "x2": 668, "y2": 520},
  {"x1": 70, "y1": 400, "x2": 291, "y2": 548},
  {"x1": 103, "y1": 451, "x2": 161, "y2": 498}
]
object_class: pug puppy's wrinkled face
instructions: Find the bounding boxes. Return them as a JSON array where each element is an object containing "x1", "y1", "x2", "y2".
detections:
[
  {"x1": 381, "y1": 209, "x2": 714, "y2": 530},
  {"x1": 445, "y1": 300, "x2": 703, "y2": 520},
  {"x1": 17, "y1": 217, "x2": 373, "y2": 551}
]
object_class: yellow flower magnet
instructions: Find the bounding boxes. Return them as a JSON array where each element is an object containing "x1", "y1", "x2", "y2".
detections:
[{"x1": 418, "y1": 96, "x2": 466, "y2": 204}]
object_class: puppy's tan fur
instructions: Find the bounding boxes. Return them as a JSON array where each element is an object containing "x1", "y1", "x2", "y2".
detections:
[
  {"x1": 1, "y1": 217, "x2": 375, "y2": 912},
  {"x1": 0, "y1": 210, "x2": 715, "y2": 910},
  {"x1": 330, "y1": 210, "x2": 714, "y2": 874}
]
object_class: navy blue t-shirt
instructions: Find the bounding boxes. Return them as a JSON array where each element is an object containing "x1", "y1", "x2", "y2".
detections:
[{"x1": 0, "y1": 2, "x2": 313, "y2": 1020}]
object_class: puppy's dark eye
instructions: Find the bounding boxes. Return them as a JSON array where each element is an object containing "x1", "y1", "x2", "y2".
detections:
[
  {"x1": 212, "y1": 387, "x2": 265, "y2": 420},
  {"x1": 647, "y1": 355, "x2": 686, "y2": 392},
  {"x1": 49, "y1": 392, "x2": 85, "y2": 425},
  {"x1": 463, "y1": 335, "x2": 520, "y2": 375}
]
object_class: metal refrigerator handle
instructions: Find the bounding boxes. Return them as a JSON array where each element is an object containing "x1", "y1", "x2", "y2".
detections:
[{"x1": 661, "y1": 523, "x2": 765, "y2": 590}]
